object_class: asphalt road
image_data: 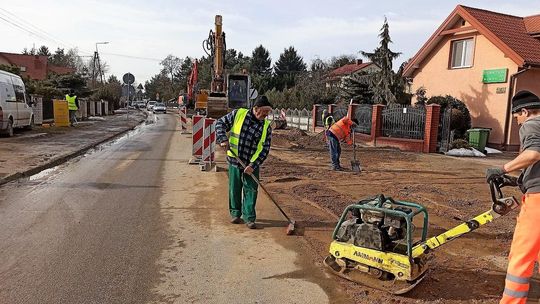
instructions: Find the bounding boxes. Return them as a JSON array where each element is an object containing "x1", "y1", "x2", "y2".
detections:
[{"x1": 0, "y1": 112, "x2": 352, "y2": 304}]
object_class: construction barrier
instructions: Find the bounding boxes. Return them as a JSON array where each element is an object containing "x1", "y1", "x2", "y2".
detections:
[
  {"x1": 200, "y1": 118, "x2": 216, "y2": 171},
  {"x1": 53, "y1": 99, "x2": 70, "y2": 127},
  {"x1": 179, "y1": 106, "x2": 187, "y2": 133},
  {"x1": 189, "y1": 115, "x2": 205, "y2": 164}
]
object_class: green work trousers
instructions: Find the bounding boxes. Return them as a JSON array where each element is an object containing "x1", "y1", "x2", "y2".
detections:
[{"x1": 229, "y1": 163, "x2": 259, "y2": 223}]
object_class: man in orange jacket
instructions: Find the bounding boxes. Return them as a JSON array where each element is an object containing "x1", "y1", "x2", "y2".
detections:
[
  {"x1": 326, "y1": 116, "x2": 358, "y2": 171},
  {"x1": 485, "y1": 90, "x2": 540, "y2": 304}
]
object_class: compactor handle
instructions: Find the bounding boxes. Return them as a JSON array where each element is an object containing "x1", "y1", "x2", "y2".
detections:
[{"x1": 489, "y1": 175, "x2": 519, "y2": 216}]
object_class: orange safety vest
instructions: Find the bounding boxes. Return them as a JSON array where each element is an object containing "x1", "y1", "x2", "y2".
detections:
[{"x1": 329, "y1": 117, "x2": 353, "y2": 145}]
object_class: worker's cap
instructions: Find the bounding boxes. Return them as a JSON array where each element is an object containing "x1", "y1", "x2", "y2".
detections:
[
  {"x1": 253, "y1": 95, "x2": 273, "y2": 108},
  {"x1": 511, "y1": 90, "x2": 540, "y2": 113}
]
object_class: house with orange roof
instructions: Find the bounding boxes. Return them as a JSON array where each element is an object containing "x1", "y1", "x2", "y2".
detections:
[
  {"x1": 403, "y1": 5, "x2": 540, "y2": 150},
  {"x1": 326, "y1": 59, "x2": 379, "y2": 88},
  {"x1": 0, "y1": 52, "x2": 75, "y2": 81}
]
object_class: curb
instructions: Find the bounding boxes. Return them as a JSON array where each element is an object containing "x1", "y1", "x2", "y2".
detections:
[{"x1": 0, "y1": 116, "x2": 146, "y2": 187}]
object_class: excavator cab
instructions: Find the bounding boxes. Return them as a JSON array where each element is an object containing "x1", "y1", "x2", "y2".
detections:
[{"x1": 227, "y1": 74, "x2": 251, "y2": 109}]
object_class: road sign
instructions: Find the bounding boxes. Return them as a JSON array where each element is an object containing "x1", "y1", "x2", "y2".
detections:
[
  {"x1": 122, "y1": 84, "x2": 136, "y2": 96},
  {"x1": 249, "y1": 88, "x2": 258, "y2": 100},
  {"x1": 123, "y1": 73, "x2": 135, "y2": 85}
]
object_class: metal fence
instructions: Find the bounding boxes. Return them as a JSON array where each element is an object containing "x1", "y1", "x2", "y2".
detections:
[
  {"x1": 268, "y1": 108, "x2": 312, "y2": 131},
  {"x1": 438, "y1": 107, "x2": 453, "y2": 152},
  {"x1": 351, "y1": 104, "x2": 372, "y2": 135},
  {"x1": 332, "y1": 105, "x2": 348, "y2": 121},
  {"x1": 381, "y1": 105, "x2": 426, "y2": 139}
]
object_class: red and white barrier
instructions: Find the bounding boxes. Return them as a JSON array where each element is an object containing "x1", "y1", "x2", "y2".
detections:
[
  {"x1": 179, "y1": 106, "x2": 187, "y2": 133},
  {"x1": 200, "y1": 118, "x2": 216, "y2": 171},
  {"x1": 189, "y1": 115, "x2": 204, "y2": 164}
]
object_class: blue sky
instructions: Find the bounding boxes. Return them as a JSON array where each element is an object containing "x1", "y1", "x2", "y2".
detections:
[{"x1": 1, "y1": 0, "x2": 540, "y2": 85}]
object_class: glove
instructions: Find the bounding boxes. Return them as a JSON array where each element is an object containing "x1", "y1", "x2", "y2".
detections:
[{"x1": 486, "y1": 167, "x2": 506, "y2": 182}]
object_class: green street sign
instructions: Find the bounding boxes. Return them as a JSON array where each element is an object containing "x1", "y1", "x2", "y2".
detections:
[{"x1": 483, "y1": 68, "x2": 508, "y2": 83}]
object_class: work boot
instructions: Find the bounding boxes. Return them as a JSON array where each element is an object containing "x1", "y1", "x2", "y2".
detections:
[
  {"x1": 332, "y1": 166, "x2": 345, "y2": 171},
  {"x1": 246, "y1": 222, "x2": 256, "y2": 229},
  {"x1": 230, "y1": 217, "x2": 242, "y2": 224}
]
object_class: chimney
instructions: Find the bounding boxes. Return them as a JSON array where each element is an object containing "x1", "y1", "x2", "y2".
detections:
[{"x1": 355, "y1": 59, "x2": 363, "y2": 65}]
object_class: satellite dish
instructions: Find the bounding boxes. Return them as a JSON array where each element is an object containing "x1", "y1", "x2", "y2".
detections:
[{"x1": 123, "y1": 73, "x2": 135, "y2": 85}]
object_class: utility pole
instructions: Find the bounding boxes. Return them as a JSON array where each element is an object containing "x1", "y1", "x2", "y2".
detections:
[{"x1": 92, "y1": 42, "x2": 109, "y2": 88}]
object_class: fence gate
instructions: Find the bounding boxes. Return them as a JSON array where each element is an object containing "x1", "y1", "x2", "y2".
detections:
[
  {"x1": 381, "y1": 105, "x2": 426, "y2": 140},
  {"x1": 438, "y1": 107, "x2": 452, "y2": 153},
  {"x1": 352, "y1": 104, "x2": 372, "y2": 135}
]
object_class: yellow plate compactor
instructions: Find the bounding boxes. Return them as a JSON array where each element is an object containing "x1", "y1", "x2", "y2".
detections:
[{"x1": 324, "y1": 177, "x2": 519, "y2": 294}]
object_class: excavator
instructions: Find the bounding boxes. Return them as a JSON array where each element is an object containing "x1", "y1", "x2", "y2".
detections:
[{"x1": 194, "y1": 15, "x2": 254, "y2": 118}]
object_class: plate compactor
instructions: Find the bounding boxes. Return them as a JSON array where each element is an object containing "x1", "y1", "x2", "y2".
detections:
[{"x1": 324, "y1": 177, "x2": 519, "y2": 294}]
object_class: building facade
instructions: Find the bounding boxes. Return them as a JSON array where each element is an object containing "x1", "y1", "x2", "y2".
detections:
[{"x1": 404, "y1": 5, "x2": 540, "y2": 149}]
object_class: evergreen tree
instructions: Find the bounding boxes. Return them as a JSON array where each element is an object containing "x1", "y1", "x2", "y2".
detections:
[
  {"x1": 250, "y1": 45, "x2": 272, "y2": 75},
  {"x1": 225, "y1": 49, "x2": 250, "y2": 73},
  {"x1": 37, "y1": 45, "x2": 51, "y2": 56},
  {"x1": 340, "y1": 71, "x2": 374, "y2": 104},
  {"x1": 273, "y1": 46, "x2": 306, "y2": 90},
  {"x1": 173, "y1": 56, "x2": 193, "y2": 92},
  {"x1": 361, "y1": 17, "x2": 401, "y2": 104},
  {"x1": 310, "y1": 58, "x2": 328, "y2": 71},
  {"x1": 250, "y1": 45, "x2": 272, "y2": 94}
]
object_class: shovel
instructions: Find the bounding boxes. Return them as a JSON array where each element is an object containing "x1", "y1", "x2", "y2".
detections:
[
  {"x1": 228, "y1": 150, "x2": 296, "y2": 235},
  {"x1": 351, "y1": 129, "x2": 362, "y2": 173}
]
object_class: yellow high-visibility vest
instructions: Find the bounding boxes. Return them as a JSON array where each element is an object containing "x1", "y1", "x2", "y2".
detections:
[
  {"x1": 65, "y1": 94, "x2": 78, "y2": 110},
  {"x1": 227, "y1": 108, "x2": 270, "y2": 163}
]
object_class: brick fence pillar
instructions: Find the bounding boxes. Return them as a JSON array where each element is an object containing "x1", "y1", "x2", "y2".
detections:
[
  {"x1": 312, "y1": 104, "x2": 319, "y2": 131},
  {"x1": 371, "y1": 104, "x2": 385, "y2": 142},
  {"x1": 423, "y1": 104, "x2": 441, "y2": 153},
  {"x1": 328, "y1": 104, "x2": 335, "y2": 115}
]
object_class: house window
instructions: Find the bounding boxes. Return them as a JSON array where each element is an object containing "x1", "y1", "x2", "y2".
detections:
[
  {"x1": 450, "y1": 38, "x2": 474, "y2": 68},
  {"x1": 19, "y1": 66, "x2": 27, "y2": 72}
]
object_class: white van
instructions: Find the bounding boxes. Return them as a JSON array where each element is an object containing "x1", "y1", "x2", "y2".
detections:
[{"x1": 0, "y1": 70, "x2": 34, "y2": 137}]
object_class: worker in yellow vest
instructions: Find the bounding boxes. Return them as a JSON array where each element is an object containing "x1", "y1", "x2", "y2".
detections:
[
  {"x1": 65, "y1": 89, "x2": 79, "y2": 127},
  {"x1": 216, "y1": 96, "x2": 273, "y2": 229}
]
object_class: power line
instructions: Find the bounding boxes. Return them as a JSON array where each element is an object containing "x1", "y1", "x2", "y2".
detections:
[
  {"x1": 0, "y1": 8, "x2": 92, "y2": 56},
  {"x1": 101, "y1": 52, "x2": 161, "y2": 62},
  {"x1": 0, "y1": 8, "x2": 73, "y2": 50},
  {"x1": 0, "y1": 15, "x2": 55, "y2": 44}
]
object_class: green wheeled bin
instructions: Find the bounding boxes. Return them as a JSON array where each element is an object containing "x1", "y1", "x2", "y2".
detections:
[{"x1": 467, "y1": 128, "x2": 491, "y2": 153}]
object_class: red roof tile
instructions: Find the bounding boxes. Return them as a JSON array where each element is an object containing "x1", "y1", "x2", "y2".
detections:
[
  {"x1": 524, "y1": 15, "x2": 540, "y2": 35},
  {"x1": 329, "y1": 62, "x2": 373, "y2": 77},
  {"x1": 461, "y1": 6, "x2": 540, "y2": 65},
  {"x1": 0, "y1": 52, "x2": 48, "y2": 80}
]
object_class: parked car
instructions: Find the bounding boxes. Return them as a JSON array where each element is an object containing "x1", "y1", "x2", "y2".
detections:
[
  {"x1": 146, "y1": 100, "x2": 157, "y2": 111},
  {"x1": 0, "y1": 70, "x2": 34, "y2": 137},
  {"x1": 153, "y1": 102, "x2": 167, "y2": 114}
]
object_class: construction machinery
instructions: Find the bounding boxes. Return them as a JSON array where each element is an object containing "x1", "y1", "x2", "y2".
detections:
[
  {"x1": 196, "y1": 15, "x2": 253, "y2": 118},
  {"x1": 324, "y1": 176, "x2": 519, "y2": 294}
]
